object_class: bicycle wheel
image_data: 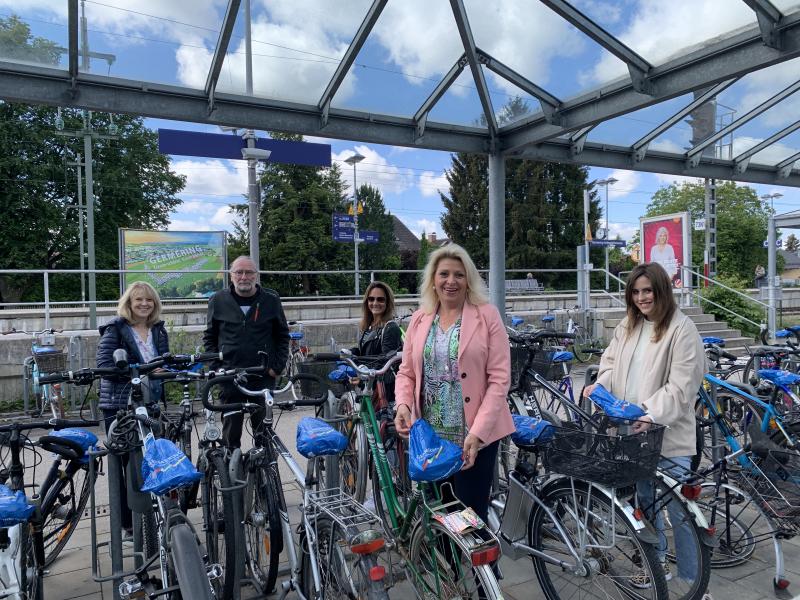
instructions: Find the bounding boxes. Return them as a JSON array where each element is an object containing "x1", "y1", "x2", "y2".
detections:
[
  {"x1": 41, "y1": 459, "x2": 92, "y2": 567},
  {"x1": 307, "y1": 516, "x2": 388, "y2": 600},
  {"x1": 169, "y1": 522, "x2": 214, "y2": 600},
  {"x1": 243, "y1": 462, "x2": 283, "y2": 595},
  {"x1": 371, "y1": 430, "x2": 413, "y2": 533},
  {"x1": 336, "y1": 394, "x2": 369, "y2": 502},
  {"x1": 695, "y1": 482, "x2": 764, "y2": 567},
  {"x1": 649, "y1": 478, "x2": 712, "y2": 600},
  {"x1": 692, "y1": 392, "x2": 751, "y2": 472},
  {"x1": 20, "y1": 524, "x2": 44, "y2": 600},
  {"x1": 571, "y1": 329, "x2": 591, "y2": 363},
  {"x1": 177, "y1": 425, "x2": 194, "y2": 512},
  {"x1": 202, "y1": 451, "x2": 240, "y2": 598},
  {"x1": 408, "y1": 519, "x2": 499, "y2": 599},
  {"x1": 529, "y1": 480, "x2": 668, "y2": 600}
]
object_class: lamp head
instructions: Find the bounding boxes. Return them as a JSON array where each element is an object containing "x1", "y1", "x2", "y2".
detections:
[{"x1": 344, "y1": 153, "x2": 365, "y2": 166}]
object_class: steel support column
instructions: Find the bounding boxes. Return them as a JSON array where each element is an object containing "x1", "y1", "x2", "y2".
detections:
[{"x1": 488, "y1": 153, "x2": 506, "y2": 316}]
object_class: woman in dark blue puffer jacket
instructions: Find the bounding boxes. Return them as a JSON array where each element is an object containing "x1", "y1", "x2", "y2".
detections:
[{"x1": 97, "y1": 281, "x2": 169, "y2": 535}]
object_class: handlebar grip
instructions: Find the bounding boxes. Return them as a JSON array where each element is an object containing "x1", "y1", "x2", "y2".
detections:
[
  {"x1": 38, "y1": 372, "x2": 68, "y2": 384},
  {"x1": 310, "y1": 353, "x2": 341, "y2": 362},
  {"x1": 51, "y1": 418, "x2": 101, "y2": 429},
  {"x1": 200, "y1": 374, "x2": 243, "y2": 412},
  {"x1": 194, "y1": 351, "x2": 224, "y2": 362},
  {"x1": 721, "y1": 350, "x2": 737, "y2": 361}
]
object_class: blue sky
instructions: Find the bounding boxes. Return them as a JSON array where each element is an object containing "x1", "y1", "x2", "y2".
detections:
[{"x1": 4, "y1": 0, "x2": 800, "y2": 245}]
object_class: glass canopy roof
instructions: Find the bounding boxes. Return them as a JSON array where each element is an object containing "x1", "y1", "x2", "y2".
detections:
[{"x1": 1, "y1": 0, "x2": 799, "y2": 186}]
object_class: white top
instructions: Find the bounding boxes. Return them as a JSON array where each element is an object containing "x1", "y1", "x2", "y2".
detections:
[
  {"x1": 624, "y1": 319, "x2": 654, "y2": 404},
  {"x1": 131, "y1": 327, "x2": 156, "y2": 363},
  {"x1": 649, "y1": 243, "x2": 678, "y2": 276}
]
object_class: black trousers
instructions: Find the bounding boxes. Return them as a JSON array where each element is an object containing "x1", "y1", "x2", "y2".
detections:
[
  {"x1": 220, "y1": 384, "x2": 266, "y2": 448},
  {"x1": 439, "y1": 440, "x2": 500, "y2": 523}
]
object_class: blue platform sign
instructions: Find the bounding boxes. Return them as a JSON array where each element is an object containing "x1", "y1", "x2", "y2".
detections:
[
  {"x1": 590, "y1": 239, "x2": 627, "y2": 248},
  {"x1": 333, "y1": 213, "x2": 355, "y2": 242},
  {"x1": 360, "y1": 230, "x2": 380, "y2": 244},
  {"x1": 158, "y1": 129, "x2": 331, "y2": 167}
]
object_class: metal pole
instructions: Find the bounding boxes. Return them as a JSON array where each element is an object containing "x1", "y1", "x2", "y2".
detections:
[
  {"x1": 488, "y1": 153, "x2": 506, "y2": 316},
  {"x1": 353, "y1": 162, "x2": 360, "y2": 297},
  {"x1": 582, "y1": 189, "x2": 591, "y2": 310},
  {"x1": 768, "y1": 214, "x2": 777, "y2": 337},
  {"x1": 604, "y1": 182, "x2": 609, "y2": 291},
  {"x1": 76, "y1": 154, "x2": 86, "y2": 302},
  {"x1": 43, "y1": 272, "x2": 50, "y2": 330},
  {"x1": 243, "y1": 0, "x2": 260, "y2": 274},
  {"x1": 84, "y1": 118, "x2": 97, "y2": 330}
]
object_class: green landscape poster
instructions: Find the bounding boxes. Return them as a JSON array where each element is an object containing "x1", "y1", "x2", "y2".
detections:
[{"x1": 119, "y1": 229, "x2": 227, "y2": 298}]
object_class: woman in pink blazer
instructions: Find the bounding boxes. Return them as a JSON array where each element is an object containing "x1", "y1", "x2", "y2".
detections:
[{"x1": 394, "y1": 244, "x2": 515, "y2": 521}]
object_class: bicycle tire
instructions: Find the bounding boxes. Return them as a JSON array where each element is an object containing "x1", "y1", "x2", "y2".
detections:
[
  {"x1": 336, "y1": 394, "x2": 369, "y2": 502},
  {"x1": 169, "y1": 522, "x2": 214, "y2": 600},
  {"x1": 41, "y1": 459, "x2": 93, "y2": 567},
  {"x1": 305, "y1": 516, "x2": 389, "y2": 600},
  {"x1": 243, "y1": 462, "x2": 283, "y2": 595},
  {"x1": 203, "y1": 451, "x2": 241, "y2": 599},
  {"x1": 177, "y1": 426, "x2": 193, "y2": 512},
  {"x1": 371, "y1": 430, "x2": 412, "y2": 533},
  {"x1": 571, "y1": 329, "x2": 590, "y2": 363},
  {"x1": 20, "y1": 524, "x2": 44, "y2": 600},
  {"x1": 140, "y1": 509, "x2": 159, "y2": 563},
  {"x1": 408, "y1": 519, "x2": 500, "y2": 599},
  {"x1": 692, "y1": 392, "x2": 752, "y2": 472},
  {"x1": 529, "y1": 479, "x2": 668, "y2": 600},
  {"x1": 695, "y1": 482, "x2": 762, "y2": 567},
  {"x1": 649, "y1": 478, "x2": 712, "y2": 600}
]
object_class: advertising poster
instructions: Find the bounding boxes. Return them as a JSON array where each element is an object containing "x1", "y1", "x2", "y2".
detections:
[
  {"x1": 119, "y1": 230, "x2": 227, "y2": 298},
  {"x1": 639, "y1": 213, "x2": 691, "y2": 288}
]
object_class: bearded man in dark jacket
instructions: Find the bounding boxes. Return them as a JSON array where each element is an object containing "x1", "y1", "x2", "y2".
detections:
[{"x1": 203, "y1": 256, "x2": 290, "y2": 447}]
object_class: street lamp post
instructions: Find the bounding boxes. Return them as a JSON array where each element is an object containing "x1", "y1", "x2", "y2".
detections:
[
  {"x1": 761, "y1": 192, "x2": 783, "y2": 213},
  {"x1": 345, "y1": 153, "x2": 365, "y2": 296},
  {"x1": 596, "y1": 177, "x2": 618, "y2": 290}
]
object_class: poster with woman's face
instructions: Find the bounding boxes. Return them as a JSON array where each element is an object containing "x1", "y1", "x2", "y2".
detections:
[{"x1": 640, "y1": 213, "x2": 689, "y2": 288}]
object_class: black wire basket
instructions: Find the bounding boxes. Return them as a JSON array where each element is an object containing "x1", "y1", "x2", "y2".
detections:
[
  {"x1": 543, "y1": 419, "x2": 666, "y2": 488},
  {"x1": 32, "y1": 348, "x2": 67, "y2": 373},
  {"x1": 297, "y1": 360, "x2": 348, "y2": 397},
  {"x1": 735, "y1": 450, "x2": 800, "y2": 522}
]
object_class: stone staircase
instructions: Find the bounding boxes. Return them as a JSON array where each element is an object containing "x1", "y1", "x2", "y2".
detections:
[{"x1": 598, "y1": 306, "x2": 753, "y2": 356}]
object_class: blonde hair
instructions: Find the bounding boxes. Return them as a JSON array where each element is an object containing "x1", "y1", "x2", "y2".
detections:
[
  {"x1": 419, "y1": 243, "x2": 489, "y2": 313},
  {"x1": 118, "y1": 281, "x2": 162, "y2": 327}
]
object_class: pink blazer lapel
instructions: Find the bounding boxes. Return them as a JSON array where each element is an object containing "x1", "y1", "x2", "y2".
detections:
[{"x1": 458, "y1": 303, "x2": 479, "y2": 361}]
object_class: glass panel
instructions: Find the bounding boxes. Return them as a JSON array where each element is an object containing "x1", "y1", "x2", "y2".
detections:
[
  {"x1": 217, "y1": 0, "x2": 371, "y2": 105},
  {"x1": 0, "y1": 8, "x2": 68, "y2": 69},
  {"x1": 490, "y1": 90, "x2": 538, "y2": 128},
  {"x1": 428, "y1": 79, "x2": 489, "y2": 128},
  {"x1": 731, "y1": 114, "x2": 800, "y2": 166},
  {"x1": 80, "y1": 0, "x2": 223, "y2": 87},
  {"x1": 773, "y1": 1, "x2": 800, "y2": 13},
  {"x1": 588, "y1": 94, "x2": 695, "y2": 149}
]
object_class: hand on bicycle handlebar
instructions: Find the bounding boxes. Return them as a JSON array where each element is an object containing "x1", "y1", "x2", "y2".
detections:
[
  {"x1": 631, "y1": 416, "x2": 653, "y2": 433},
  {"x1": 582, "y1": 383, "x2": 597, "y2": 398},
  {"x1": 394, "y1": 404, "x2": 414, "y2": 438}
]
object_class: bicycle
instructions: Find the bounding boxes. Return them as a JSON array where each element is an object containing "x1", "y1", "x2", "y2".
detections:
[
  {"x1": 564, "y1": 306, "x2": 605, "y2": 363},
  {"x1": 2, "y1": 327, "x2": 67, "y2": 417},
  {"x1": 201, "y1": 365, "x2": 390, "y2": 599},
  {"x1": 0, "y1": 415, "x2": 100, "y2": 600},
  {"x1": 286, "y1": 320, "x2": 309, "y2": 399},
  {"x1": 319, "y1": 349, "x2": 505, "y2": 599}
]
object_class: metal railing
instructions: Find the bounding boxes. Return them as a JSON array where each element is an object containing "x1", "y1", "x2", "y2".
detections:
[{"x1": 682, "y1": 266, "x2": 767, "y2": 333}]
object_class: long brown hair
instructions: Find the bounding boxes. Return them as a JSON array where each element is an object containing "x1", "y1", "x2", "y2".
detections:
[
  {"x1": 359, "y1": 281, "x2": 396, "y2": 332},
  {"x1": 624, "y1": 262, "x2": 676, "y2": 342}
]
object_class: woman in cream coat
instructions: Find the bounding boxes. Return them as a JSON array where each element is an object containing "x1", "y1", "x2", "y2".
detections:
[{"x1": 583, "y1": 262, "x2": 705, "y2": 590}]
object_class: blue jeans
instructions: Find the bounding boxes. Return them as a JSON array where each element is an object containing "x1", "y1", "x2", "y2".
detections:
[{"x1": 636, "y1": 456, "x2": 697, "y2": 581}]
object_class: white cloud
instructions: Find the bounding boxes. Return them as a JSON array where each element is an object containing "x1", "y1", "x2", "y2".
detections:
[
  {"x1": 605, "y1": 169, "x2": 640, "y2": 199},
  {"x1": 168, "y1": 219, "x2": 213, "y2": 232},
  {"x1": 171, "y1": 158, "x2": 248, "y2": 197},
  {"x1": 650, "y1": 139, "x2": 686, "y2": 154},
  {"x1": 407, "y1": 218, "x2": 443, "y2": 239},
  {"x1": 735, "y1": 58, "x2": 800, "y2": 129},
  {"x1": 332, "y1": 145, "x2": 414, "y2": 196},
  {"x1": 609, "y1": 222, "x2": 638, "y2": 241},
  {"x1": 418, "y1": 171, "x2": 449, "y2": 198},
  {"x1": 653, "y1": 173, "x2": 705, "y2": 186},
  {"x1": 731, "y1": 136, "x2": 800, "y2": 165}
]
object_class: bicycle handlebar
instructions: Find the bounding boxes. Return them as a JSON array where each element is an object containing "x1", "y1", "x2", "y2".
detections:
[
  {"x1": 200, "y1": 372, "x2": 328, "y2": 413},
  {"x1": 316, "y1": 350, "x2": 402, "y2": 380},
  {"x1": 38, "y1": 367, "x2": 121, "y2": 384},
  {"x1": 0, "y1": 418, "x2": 100, "y2": 434},
  {"x1": 0, "y1": 328, "x2": 63, "y2": 336},
  {"x1": 508, "y1": 329, "x2": 575, "y2": 345}
]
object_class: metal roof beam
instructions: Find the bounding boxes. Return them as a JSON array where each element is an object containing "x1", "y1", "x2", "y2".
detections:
[
  {"x1": 514, "y1": 137, "x2": 800, "y2": 187},
  {"x1": 500, "y1": 10, "x2": 800, "y2": 152},
  {"x1": 733, "y1": 120, "x2": 800, "y2": 173},
  {"x1": 687, "y1": 78, "x2": 800, "y2": 167},
  {"x1": 538, "y1": 0, "x2": 653, "y2": 93},
  {"x1": 569, "y1": 126, "x2": 593, "y2": 156},
  {"x1": 67, "y1": 0, "x2": 78, "y2": 83},
  {"x1": 743, "y1": 0, "x2": 783, "y2": 48},
  {"x1": 450, "y1": 0, "x2": 497, "y2": 138},
  {"x1": 318, "y1": 0, "x2": 387, "y2": 127},
  {"x1": 0, "y1": 61, "x2": 489, "y2": 154},
  {"x1": 777, "y1": 151, "x2": 800, "y2": 178},
  {"x1": 204, "y1": 0, "x2": 241, "y2": 107},
  {"x1": 476, "y1": 48, "x2": 563, "y2": 124},
  {"x1": 413, "y1": 54, "x2": 467, "y2": 140},
  {"x1": 632, "y1": 79, "x2": 737, "y2": 163}
]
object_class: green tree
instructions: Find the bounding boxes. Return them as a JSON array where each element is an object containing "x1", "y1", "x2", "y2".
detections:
[
  {"x1": 644, "y1": 181, "x2": 776, "y2": 280},
  {"x1": 417, "y1": 232, "x2": 432, "y2": 271},
  {"x1": 353, "y1": 184, "x2": 400, "y2": 292},
  {"x1": 785, "y1": 233, "x2": 799, "y2": 253},
  {"x1": 0, "y1": 104, "x2": 184, "y2": 303},
  {"x1": 0, "y1": 15, "x2": 60, "y2": 64}
]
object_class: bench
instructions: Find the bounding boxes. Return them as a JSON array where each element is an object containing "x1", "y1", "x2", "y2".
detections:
[{"x1": 505, "y1": 278, "x2": 544, "y2": 293}]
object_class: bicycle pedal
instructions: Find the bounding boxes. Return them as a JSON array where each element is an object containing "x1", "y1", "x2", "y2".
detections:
[
  {"x1": 207, "y1": 563, "x2": 223, "y2": 581},
  {"x1": 119, "y1": 579, "x2": 146, "y2": 599}
]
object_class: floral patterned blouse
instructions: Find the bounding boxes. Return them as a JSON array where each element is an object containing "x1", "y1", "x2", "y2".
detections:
[{"x1": 422, "y1": 314, "x2": 464, "y2": 442}]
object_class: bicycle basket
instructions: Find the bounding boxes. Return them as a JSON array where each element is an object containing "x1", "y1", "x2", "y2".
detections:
[
  {"x1": 542, "y1": 419, "x2": 666, "y2": 487},
  {"x1": 735, "y1": 450, "x2": 800, "y2": 522},
  {"x1": 32, "y1": 347, "x2": 67, "y2": 373},
  {"x1": 528, "y1": 348, "x2": 568, "y2": 381},
  {"x1": 298, "y1": 360, "x2": 347, "y2": 397}
]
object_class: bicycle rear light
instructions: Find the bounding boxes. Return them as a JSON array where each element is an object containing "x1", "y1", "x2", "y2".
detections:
[
  {"x1": 470, "y1": 544, "x2": 500, "y2": 566},
  {"x1": 681, "y1": 483, "x2": 702, "y2": 500},
  {"x1": 350, "y1": 530, "x2": 385, "y2": 555},
  {"x1": 775, "y1": 578, "x2": 790, "y2": 590},
  {"x1": 369, "y1": 565, "x2": 386, "y2": 581},
  {"x1": 633, "y1": 508, "x2": 645, "y2": 521}
]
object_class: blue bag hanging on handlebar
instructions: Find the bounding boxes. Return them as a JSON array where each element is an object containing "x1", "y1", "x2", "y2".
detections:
[
  {"x1": 296, "y1": 417, "x2": 348, "y2": 458},
  {"x1": 327, "y1": 363, "x2": 358, "y2": 382},
  {"x1": 589, "y1": 384, "x2": 646, "y2": 422},
  {"x1": 140, "y1": 434, "x2": 202, "y2": 496},
  {"x1": 408, "y1": 419, "x2": 464, "y2": 482},
  {"x1": 0, "y1": 484, "x2": 35, "y2": 526},
  {"x1": 511, "y1": 414, "x2": 554, "y2": 447},
  {"x1": 50, "y1": 428, "x2": 99, "y2": 464}
]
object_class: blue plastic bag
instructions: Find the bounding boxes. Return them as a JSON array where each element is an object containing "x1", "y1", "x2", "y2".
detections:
[
  {"x1": 140, "y1": 434, "x2": 202, "y2": 496},
  {"x1": 296, "y1": 417, "x2": 348, "y2": 458},
  {"x1": 510, "y1": 316, "x2": 524, "y2": 327},
  {"x1": 589, "y1": 384, "x2": 646, "y2": 421},
  {"x1": 776, "y1": 329, "x2": 792, "y2": 339},
  {"x1": 511, "y1": 414, "x2": 554, "y2": 447},
  {"x1": 0, "y1": 484, "x2": 34, "y2": 527},
  {"x1": 50, "y1": 428, "x2": 99, "y2": 464},
  {"x1": 327, "y1": 363, "x2": 358, "y2": 382},
  {"x1": 702, "y1": 336, "x2": 725, "y2": 346},
  {"x1": 758, "y1": 369, "x2": 800, "y2": 386},
  {"x1": 552, "y1": 351, "x2": 574, "y2": 363},
  {"x1": 407, "y1": 420, "x2": 464, "y2": 482}
]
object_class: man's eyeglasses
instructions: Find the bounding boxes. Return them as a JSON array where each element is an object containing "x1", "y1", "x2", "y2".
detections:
[
  {"x1": 367, "y1": 296, "x2": 386, "y2": 304},
  {"x1": 231, "y1": 270, "x2": 257, "y2": 277}
]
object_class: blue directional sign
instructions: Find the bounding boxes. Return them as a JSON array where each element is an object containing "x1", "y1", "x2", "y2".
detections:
[
  {"x1": 590, "y1": 239, "x2": 627, "y2": 248},
  {"x1": 360, "y1": 230, "x2": 380, "y2": 244},
  {"x1": 158, "y1": 129, "x2": 331, "y2": 167},
  {"x1": 333, "y1": 213, "x2": 355, "y2": 242}
]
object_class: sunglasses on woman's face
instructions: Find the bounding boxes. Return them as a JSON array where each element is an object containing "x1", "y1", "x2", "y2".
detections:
[{"x1": 367, "y1": 296, "x2": 386, "y2": 304}]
